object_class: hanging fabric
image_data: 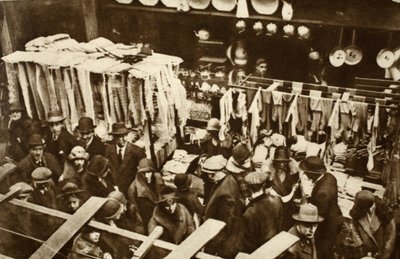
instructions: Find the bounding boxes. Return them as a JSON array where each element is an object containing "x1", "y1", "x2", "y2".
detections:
[
  {"x1": 248, "y1": 87, "x2": 262, "y2": 145},
  {"x1": 25, "y1": 62, "x2": 45, "y2": 120},
  {"x1": 272, "y1": 90, "x2": 283, "y2": 133},
  {"x1": 16, "y1": 63, "x2": 34, "y2": 118},
  {"x1": 285, "y1": 94, "x2": 299, "y2": 137},
  {"x1": 63, "y1": 68, "x2": 79, "y2": 128}
]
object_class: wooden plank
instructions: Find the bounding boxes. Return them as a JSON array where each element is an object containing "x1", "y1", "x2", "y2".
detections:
[
  {"x1": 1, "y1": 195, "x2": 221, "y2": 259},
  {"x1": 0, "y1": 163, "x2": 17, "y2": 183},
  {"x1": 235, "y1": 252, "x2": 250, "y2": 259},
  {"x1": 0, "y1": 188, "x2": 21, "y2": 203},
  {"x1": 164, "y1": 219, "x2": 226, "y2": 259},
  {"x1": 29, "y1": 197, "x2": 106, "y2": 259},
  {"x1": 0, "y1": 253, "x2": 15, "y2": 259},
  {"x1": 132, "y1": 226, "x2": 163, "y2": 259},
  {"x1": 248, "y1": 231, "x2": 299, "y2": 259}
]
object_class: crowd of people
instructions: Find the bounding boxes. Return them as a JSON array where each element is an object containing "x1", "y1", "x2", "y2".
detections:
[{"x1": 3, "y1": 102, "x2": 398, "y2": 259}]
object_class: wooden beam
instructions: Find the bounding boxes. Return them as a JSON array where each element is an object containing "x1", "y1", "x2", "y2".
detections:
[
  {"x1": 0, "y1": 188, "x2": 21, "y2": 203},
  {"x1": 0, "y1": 253, "x2": 15, "y2": 259},
  {"x1": 1, "y1": 195, "x2": 221, "y2": 259},
  {"x1": 132, "y1": 226, "x2": 163, "y2": 259},
  {"x1": 248, "y1": 231, "x2": 299, "y2": 259},
  {"x1": 164, "y1": 219, "x2": 226, "y2": 259},
  {"x1": 29, "y1": 197, "x2": 106, "y2": 259},
  {"x1": 80, "y1": 0, "x2": 98, "y2": 41}
]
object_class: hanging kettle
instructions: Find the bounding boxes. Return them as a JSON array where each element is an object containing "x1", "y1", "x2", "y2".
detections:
[
  {"x1": 212, "y1": 0, "x2": 236, "y2": 11},
  {"x1": 138, "y1": 0, "x2": 159, "y2": 6},
  {"x1": 329, "y1": 27, "x2": 346, "y2": 67},
  {"x1": 344, "y1": 29, "x2": 363, "y2": 66},
  {"x1": 377, "y1": 32, "x2": 396, "y2": 69}
]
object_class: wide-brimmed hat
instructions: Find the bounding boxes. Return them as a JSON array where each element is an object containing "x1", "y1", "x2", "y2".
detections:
[
  {"x1": 76, "y1": 117, "x2": 96, "y2": 133},
  {"x1": 68, "y1": 146, "x2": 89, "y2": 161},
  {"x1": 31, "y1": 167, "x2": 53, "y2": 183},
  {"x1": 212, "y1": 0, "x2": 236, "y2": 11},
  {"x1": 202, "y1": 155, "x2": 227, "y2": 174},
  {"x1": 157, "y1": 186, "x2": 179, "y2": 204},
  {"x1": 174, "y1": 174, "x2": 192, "y2": 190},
  {"x1": 251, "y1": 0, "x2": 279, "y2": 15},
  {"x1": 350, "y1": 190, "x2": 375, "y2": 214},
  {"x1": 9, "y1": 102, "x2": 25, "y2": 112},
  {"x1": 273, "y1": 146, "x2": 290, "y2": 162},
  {"x1": 97, "y1": 200, "x2": 123, "y2": 220},
  {"x1": 57, "y1": 181, "x2": 86, "y2": 198},
  {"x1": 189, "y1": 0, "x2": 211, "y2": 9},
  {"x1": 87, "y1": 155, "x2": 109, "y2": 176},
  {"x1": 299, "y1": 156, "x2": 326, "y2": 174},
  {"x1": 292, "y1": 203, "x2": 324, "y2": 223},
  {"x1": 47, "y1": 110, "x2": 65, "y2": 123},
  {"x1": 244, "y1": 171, "x2": 267, "y2": 185},
  {"x1": 109, "y1": 122, "x2": 130, "y2": 135},
  {"x1": 27, "y1": 133, "x2": 45, "y2": 146},
  {"x1": 137, "y1": 158, "x2": 156, "y2": 174}
]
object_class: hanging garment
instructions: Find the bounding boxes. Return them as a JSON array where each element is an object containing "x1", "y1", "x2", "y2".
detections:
[
  {"x1": 42, "y1": 64, "x2": 60, "y2": 112},
  {"x1": 328, "y1": 99, "x2": 341, "y2": 141},
  {"x1": 35, "y1": 64, "x2": 51, "y2": 117},
  {"x1": 70, "y1": 67, "x2": 85, "y2": 119},
  {"x1": 320, "y1": 99, "x2": 334, "y2": 131},
  {"x1": 16, "y1": 63, "x2": 34, "y2": 118},
  {"x1": 309, "y1": 90, "x2": 322, "y2": 132},
  {"x1": 75, "y1": 66, "x2": 95, "y2": 119},
  {"x1": 52, "y1": 67, "x2": 71, "y2": 131},
  {"x1": 296, "y1": 96, "x2": 309, "y2": 134},
  {"x1": 26, "y1": 62, "x2": 45, "y2": 120},
  {"x1": 5, "y1": 63, "x2": 20, "y2": 104},
  {"x1": 127, "y1": 75, "x2": 145, "y2": 126},
  {"x1": 272, "y1": 91, "x2": 283, "y2": 133},
  {"x1": 219, "y1": 88, "x2": 233, "y2": 141},
  {"x1": 249, "y1": 88, "x2": 262, "y2": 145},
  {"x1": 285, "y1": 94, "x2": 299, "y2": 137},
  {"x1": 63, "y1": 68, "x2": 79, "y2": 128},
  {"x1": 155, "y1": 70, "x2": 170, "y2": 141}
]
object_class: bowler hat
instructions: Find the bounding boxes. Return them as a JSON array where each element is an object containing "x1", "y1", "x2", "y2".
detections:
[
  {"x1": 27, "y1": 133, "x2": 45, "y2": 146},
  {"x1": 244, "y1": 171, "x2": 267, "y2": 185},
  {"x1": 76, "y1": 117, "x2": 96, "y2": 133},
  {"x1": 273, "y1": 146, "x2": 290, "y2": 162},
  {"x1": 201, "y1": 155, "x2": 227, "y2": 174},
  {"x1": 157, "y1": 186, "x2": 178, "y2": 204},
  {"x1": 9, "y1": 182, "x2": 33, "y2": 197},
  {"x1": 9, "y1": 102, "x2": 25, "y2": 112},
  {"x1": 87, "y1": 155, "x2": 109, "y2": 176},
  {"x1": 207, "y1": 118, "x2": 221, "y2": 131},
  {"x1": 57, "y1": 181, "x2": 85, "y2": 198},
  {"x1": 232, "y1": 143, "x2": 251, "y2": 164},
  {"x1": 31, "y1": 167, "x2": 53, "y2": 183},
  {"x1": 174, "y1": 174, "x2": 192, "y2": 191},
  {"x1": 68, "y1": 146, "x2": 89, "y2": 161},
  {"x1": 350, "y1": 190, "x2": 375, "y2": 213},
  {"x1": 299, "y1": 156, "x2": 326, "y2": 174},
  {"x1": 137, "y1": 158, "x2": 156, "y2": 174},
  {"x1": 109, "y1": 122, "x2": 130, "y2": 135},
  {"x1": 292, "y1": 203, "x2": 324, "y2": 223},
  {"x1": 47, "y1": 110, "x2": 65, "y2": 123}
]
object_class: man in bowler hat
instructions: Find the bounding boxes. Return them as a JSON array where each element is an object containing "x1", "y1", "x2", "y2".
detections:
[
  {"x1": 76, "y1": 117, "x2": 106, "y2": 158},
  {"x1": 299, "y1": 156, "x2": 343, "y2": 259},
  {"x1": 105, "y1": 122, "x2": 146, "y2": 196}
]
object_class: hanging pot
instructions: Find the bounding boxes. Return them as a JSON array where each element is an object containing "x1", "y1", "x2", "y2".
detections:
[
  {"x1": 236, "y1": 0, "x2": 249, "y2": 18},
  {"x1": 161, "y1": 0, "x2": 178, "y2": 7},
  {"x1": 189, "y1": 0, "x2": 211, "y2": 9},
  {"x1": 138, "y1": 0, "x2": 159, "y2": 6},
  {"x1": 115, "y1": 0, "x2": 133, "y2": 4},
  {"x1": 344, "y1": 29, "x2": 363, "y2": 66},
  {"x1": 377, "y1": 32, "x2": 396, "y2": 69},
  {"x1": 329, "y1": 27, "x2": 346, "y2": 67},
  {"x1": 251, "y1": 0, "x2": 279, "y2": 15},
  {"x1": 389, "y1": 65, "x2": 400, "y2": 81},
  {"x1": 212, "y1": 0, "x2": 236, "y2": 11}
]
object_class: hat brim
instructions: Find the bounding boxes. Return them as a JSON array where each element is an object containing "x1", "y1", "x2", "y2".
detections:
[
  {"x1": 57, "y1": 189, "x2": 86, "y2": 199},
  {"x1": 273, "y1": 158, "x2": 291, "y2": 162},
  {"x1": 137, "y1": 167, "x2": 155, "y2": 174},
  {"x1": 48, "y1": 116, "x2": 66, "y2": 123},
  {"x1": 109, "y1": 129, "x2": 130, "y2": 135},
  {"x1": 156, "y1": 197, "x2": 179, "y2": 204},
  {"x1": 77, "y1": 127, "x2": 96, "y2": 133},
  {"x1": 299, "y1": 161, "x2": 326, "y2": 174},
  {"x1": 292, "y1": 214, "x2": 324, "y2": 223}
]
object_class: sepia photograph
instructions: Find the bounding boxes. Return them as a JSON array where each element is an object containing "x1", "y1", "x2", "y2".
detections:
[{"x1": 0, "y1": 0, "x2": 399, "y2": 258}]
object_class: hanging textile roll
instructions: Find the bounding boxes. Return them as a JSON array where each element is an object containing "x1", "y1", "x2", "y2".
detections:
[
  {"x1": 4, "y1": 63, "x2": 19, "y2": 104},
  {"x1": 63, "y1": 68, "x2": 79, "y2": 129},
  {"x1": 127, "y1": 75, "x2": 145, "y2": 126},
  {"x1": 16, "y1": 63, "x2": 34, "y2": 118},
  {"x1": 75, "y1": 66, "x2": 95, "y2": 120},
  {"x1": 42, "y1": 65, "x2": 60, "y2": 112},
  {"x1": 35, "y1": 63, "x2": 51, "y2": 117},
  {"x1": 26, "y1": 62, "x2": 45, "y2": 120},
  {"x1": 52, "y1": 67, "x2": 71, "y2": 131},
  {"x1": 70, "y1": 67, "x2": 86, "y2": 120}
]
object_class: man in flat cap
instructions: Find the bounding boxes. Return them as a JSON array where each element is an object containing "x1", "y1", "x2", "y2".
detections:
[
  {"x1": 45, "y1": 110, "x2": 78, "y2": 165},
  {"x1": 105, "y1": 122, "x2": 146, "y2": 196},
  {"x1": 28, "y1": 167, "x2": 58, "y2": 209},
  {"x1": 76, "y1": 117, "x2": 106, "y2": 159},
  {"x1": 17, "y1": 133, "x2": 62, "y2": 183},
  {"x1": 252, "y1": 58, "x2": 271, "y2": 78},
  {"x1": 203, "y1": 155, "x2": 244, "y2": 258},
  {"x1": 299, "y1": 156, "x2": 343, "y2": 259},
  {"x1": 240, "y1": 171, "x2": 284, "y2": 253}
]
